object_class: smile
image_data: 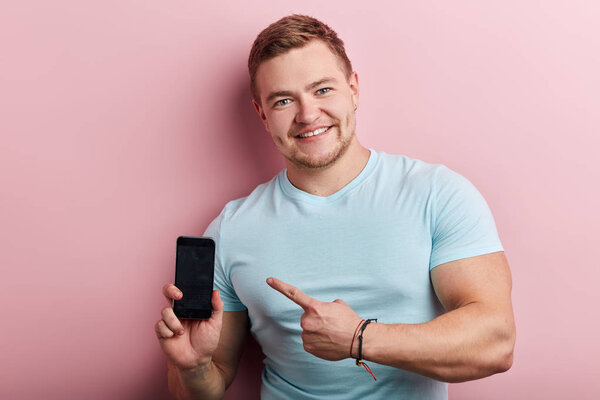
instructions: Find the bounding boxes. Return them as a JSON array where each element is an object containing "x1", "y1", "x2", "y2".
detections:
[{"x1": 296, "y1": 126, "x2": 331, "y2": 138}]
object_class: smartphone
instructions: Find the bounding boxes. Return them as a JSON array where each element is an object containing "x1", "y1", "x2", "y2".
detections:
[{"x1": 173, "y1": 236, "x2": 215, "y2": 319}]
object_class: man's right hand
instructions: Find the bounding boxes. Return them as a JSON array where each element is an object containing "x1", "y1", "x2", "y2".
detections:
[{"x1": 155, "y1": 284, "x2": 225, "y2": 372}]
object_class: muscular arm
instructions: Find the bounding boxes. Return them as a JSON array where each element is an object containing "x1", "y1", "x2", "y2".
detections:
[
  {"x1": 169, "y1": 310, "x2": 249, "y2": 399},
  {"x1": 361, "y1": 251, "x2": 516, "y2": 382}
]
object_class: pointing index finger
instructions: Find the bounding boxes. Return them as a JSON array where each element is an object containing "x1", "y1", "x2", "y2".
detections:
[{"x1": 267, "y1": 277, "x2": 316, "y2": 310}]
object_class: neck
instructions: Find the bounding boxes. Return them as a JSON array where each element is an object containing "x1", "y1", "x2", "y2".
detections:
[{"x1": 285, "y1": 137, "x2": 371, "y2": 197}]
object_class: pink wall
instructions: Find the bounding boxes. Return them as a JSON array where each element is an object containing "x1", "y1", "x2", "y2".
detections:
[{"x1": 1, "y1": 1, "x2": 598, "y2": 399}]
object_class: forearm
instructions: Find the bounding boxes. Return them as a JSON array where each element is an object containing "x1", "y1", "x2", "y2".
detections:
[
  {"x1": 168, "y1": 360, "x2": 228, "y2": 400},
  {"x1": 361, "y1": 302, "x2": 515, "y2": 383}
]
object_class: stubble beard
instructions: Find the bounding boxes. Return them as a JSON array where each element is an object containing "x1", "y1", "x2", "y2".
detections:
[{"x1": 285, "y1": 114, "x2": 355, "y2": 170}]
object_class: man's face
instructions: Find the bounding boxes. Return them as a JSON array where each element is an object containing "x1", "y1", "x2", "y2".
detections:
[{"x1": 253, "y1": 40, "x2": 359, "y2": 170}]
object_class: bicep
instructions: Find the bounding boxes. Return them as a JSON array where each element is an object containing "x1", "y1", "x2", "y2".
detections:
[
  {"x1": 212, "y1": 310, "x2": 249, "y2": 387},
  {"x1": 430, "y1": 251, "x2": 513, "y2": 312}
]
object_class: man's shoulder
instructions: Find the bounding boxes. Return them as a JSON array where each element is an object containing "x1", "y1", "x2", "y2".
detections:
[
  {"x1": 376, "y1": 151, "x2": 487, "y2": 212},
  {"x1": 204, "y1": 172, "x2": 283, "y2": 238},
  {"x1": 374, "y1": 150, "x2": 453, "y2": 184},
  {"x1": 219, "y1": 172, "x2": 283, "y2": 220}
]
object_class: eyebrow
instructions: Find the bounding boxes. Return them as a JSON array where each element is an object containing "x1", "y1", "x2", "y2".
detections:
[{"x1": 265, "y1": 77, "x2": 338, "y2": 104}]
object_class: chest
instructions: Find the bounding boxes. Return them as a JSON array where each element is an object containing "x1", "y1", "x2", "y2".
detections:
[{"x1": 227, "y1": 205, "x2": 439, "y2": 331}]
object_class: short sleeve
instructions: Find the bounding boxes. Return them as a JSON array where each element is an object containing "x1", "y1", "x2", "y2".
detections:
[
  {"x1": 203, "y1": 210, "x2": 247, "y2": 311},
  {"x1": 429, "y1": 166, "x2": 504, "y2": 270}
]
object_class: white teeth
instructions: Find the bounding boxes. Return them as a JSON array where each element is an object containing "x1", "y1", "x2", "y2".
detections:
[{"x1": 298, "y1": 127, "x2": 329, "y2": 138}]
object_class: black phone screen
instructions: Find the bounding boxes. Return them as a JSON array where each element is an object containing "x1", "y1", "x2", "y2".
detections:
[{"x1": 173, "y1": 236, "x2": 215, "y2": 319}]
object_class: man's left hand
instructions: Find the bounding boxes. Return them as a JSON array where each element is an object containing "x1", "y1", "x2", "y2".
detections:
[{"x1": 267, "y1": 277, "x2": 363, "y2": 361}]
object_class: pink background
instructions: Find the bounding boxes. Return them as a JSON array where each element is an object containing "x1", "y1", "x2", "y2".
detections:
[{"x1": 1, "y1": 1, "x2": 599, "y2": 399}]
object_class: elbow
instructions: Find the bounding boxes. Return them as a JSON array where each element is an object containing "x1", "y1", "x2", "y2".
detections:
[
  {"x1": 495, "y1": 334, "x2": 515, "y2": 373},
  {"x1": 486, "y1": 323, "x2": 516, "y2": 376},
  {"x1": 444, "y1": 325, "x2": 516, "y2": 383},
  {"x1": 493, "y1": 346, "x2": 514, "y2": 374},
  {"x1": 442, "y1": 350, "x2": 514, "y2": 383},
  {"x1": 498, "y1": 318, "x2": 516, "y2": 371},
  {"x1": 485, "y1": 310, "x2": 516, "y2": 376}
]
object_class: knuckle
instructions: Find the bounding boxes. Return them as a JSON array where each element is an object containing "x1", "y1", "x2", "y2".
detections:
[
  {"x1": 300, "y1": 314, "x2": 313, "y2": 330},
  {"x1": 161, "y1": 307, "x2": 172, "y2": 319},
  {"x1": 307, "y1": 302, "x2": 320, "y2": 314},
  {"x1": 300, "y1": 319, "x2": 308, "y2": 331},
  {"x1": 302, "y1": 341, "x2": 310, "y2": 352},
  {"x1": 156, "y1": 320, "x2": 173, "y2": 338},
  {"x1": 301, "y1": 320, "x2": 314, "y2": 332}
]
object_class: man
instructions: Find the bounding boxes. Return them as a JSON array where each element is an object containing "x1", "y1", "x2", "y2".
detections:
[{"x1": 155, "y1": 14, "x2": 516, "y2": 400}]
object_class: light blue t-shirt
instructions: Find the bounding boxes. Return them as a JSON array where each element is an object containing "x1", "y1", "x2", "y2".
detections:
[{"x1": 204, "y1": 149, "x2": 503, "y2": 399}]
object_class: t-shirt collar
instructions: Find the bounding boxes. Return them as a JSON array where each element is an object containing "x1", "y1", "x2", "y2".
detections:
[{"x1": 278, "y1": 149, "x2": 379, "y2": 204}]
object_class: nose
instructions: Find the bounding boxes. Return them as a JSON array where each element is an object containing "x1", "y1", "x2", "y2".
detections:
[{"x1": 295, "y1": 97, "x2": 321, "y2": 125}]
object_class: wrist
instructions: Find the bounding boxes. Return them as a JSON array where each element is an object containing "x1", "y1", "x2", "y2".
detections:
[
  {"x1": 350, "y1": 319, "x2": 364, "y2": 359},
  {"x1": 169, "y1": 359, "x2": 227, "y2": 400},
  {"x1": 360, "y1": 321, "x2": 380, "y2": 361},
  {"x1": 350, "y1": 319, "x2": 379, "y2": 381},
  {"x1": 350, "y1": 319, "x2": 378, "y2": 361},
  {"x1": 177, "y1": 360, "x2": 213, "y2": 381}
]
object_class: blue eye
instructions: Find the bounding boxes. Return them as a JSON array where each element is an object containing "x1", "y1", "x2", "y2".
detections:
[
  {"x1": 316, "y1": 88, "x2": 331, "y2": 95},
  {"x1": 275, "y1": 99, "x2": 291, "y2": 107}
]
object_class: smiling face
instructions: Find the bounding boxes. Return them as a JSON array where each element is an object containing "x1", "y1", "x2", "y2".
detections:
[{"x1": 252, "y1": 40, "x2": 359, "y2": 170}]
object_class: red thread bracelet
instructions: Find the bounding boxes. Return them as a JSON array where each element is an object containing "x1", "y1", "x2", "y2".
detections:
[
  {"x1": 350, "y1": 319, "x2": 364, "y2": 358},
  {"x1": 349, "y1": 319, "x2": 377, "y2": 381},
  {"x1": 354, "y1": 319, "x2": 378, "y2": 381},
  {"x1": 360, "y1": 361, "x2": 377, "y2": 381}
]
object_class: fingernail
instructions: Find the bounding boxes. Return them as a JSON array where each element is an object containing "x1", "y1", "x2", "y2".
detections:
[{"x1": 266, "y1": 278, "x2": 273, "y2": 285}]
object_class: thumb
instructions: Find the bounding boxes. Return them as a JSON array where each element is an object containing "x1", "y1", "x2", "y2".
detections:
[{"x1": 210, "y1": 289, "x2": 225, "y2": 322}]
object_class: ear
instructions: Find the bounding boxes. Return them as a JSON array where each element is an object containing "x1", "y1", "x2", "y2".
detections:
[
  {"x1": 349, "y1": 71, "x2": 359, "y2": 111},
  {"x1": 252, "y1": 98, "x2": 269, "y2": 131}
]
